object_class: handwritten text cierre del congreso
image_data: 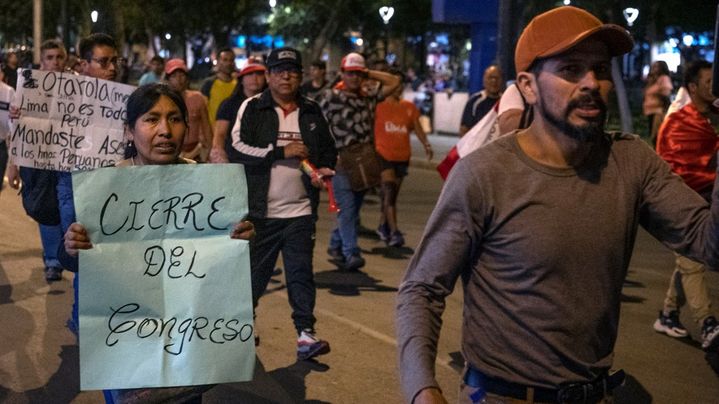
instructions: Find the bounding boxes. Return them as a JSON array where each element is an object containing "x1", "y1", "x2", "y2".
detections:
[{"x1": 98, "y1": 190, "x2": 253, "y2": 355}]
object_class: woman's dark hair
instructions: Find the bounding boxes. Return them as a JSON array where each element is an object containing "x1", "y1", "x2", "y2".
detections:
[
  {"x1": 647, "y1": 61, "x2": 670, "y2": 86},
  {"x1": 124, "y1": 83, "x2": 188, "y2": 158}
]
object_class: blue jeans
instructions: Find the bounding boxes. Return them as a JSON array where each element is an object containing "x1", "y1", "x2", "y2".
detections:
[
  {"x1": 39, "y1": 223, "x2": 63, "y2": 268},
  {"x1": 329, "y1": 172, "x2": 366, "y2": 259},
  {"x1": 251, "y1": 215, "x2": 317, "y2": 333},
  {"x1": 56, "y1": 171, "x2": 79, "y2": 331}
]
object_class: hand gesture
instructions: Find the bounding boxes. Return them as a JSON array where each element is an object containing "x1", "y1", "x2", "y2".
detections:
[
  {"x1": 424, "y1": 143, "x2": 434, "y2": 161},
  {"x1": 9, "y1": 105, "x2": 20, "y2": 120},
  {"x1": 283, "y1": 142, "x2": 309, "y2": 160},
  {"x1": 6, "y1": 164, "x2": 20, "y2": 189},
  {"x1": 64, "y1": 222, "x2": 92, "y2": 256},
  {"x1": 230, "y1": 220, "x2": 255, "y2": 240},
  {"x1": 312, "y1": 167, "x2": 336, "y2": 188}
]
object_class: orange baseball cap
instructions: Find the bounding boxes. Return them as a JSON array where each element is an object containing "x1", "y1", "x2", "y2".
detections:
[
  {"x1": 239, "y1": 57, "x2": 266, "y2": 77},
  {"x1": 514, "y1": 6, "x2": 634, "y2": 72},
  {"x1": 164, "y1": 58, "x2": 188, "y2": 75}
]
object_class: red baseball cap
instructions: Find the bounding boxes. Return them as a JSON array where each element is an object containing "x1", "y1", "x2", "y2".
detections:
[
  {"x1": 239, "y1": 57, "x2": 266, "y2": 77},
  {"x1": 514, "y1": 6, "x2": 633, "y2": 72},
  {"x1": 341, "y1": 52, "x2": 367, "y2": 72},
  {"x1": 165, "y1": 58, "x2": 188, "y2": 75}
]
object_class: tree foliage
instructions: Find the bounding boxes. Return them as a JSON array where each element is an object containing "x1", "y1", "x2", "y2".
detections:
[
  {"x1": 0, "y1": 0, "x2": 712, "y2": 58},
  {"x1": 268, "y1": 0, "x2": 432, "y2": 61}
]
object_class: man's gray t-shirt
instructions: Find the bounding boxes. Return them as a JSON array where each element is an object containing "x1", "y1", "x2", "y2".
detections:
[{"x1": 396, "y1": 132, "x2": 719, "y2": 399}]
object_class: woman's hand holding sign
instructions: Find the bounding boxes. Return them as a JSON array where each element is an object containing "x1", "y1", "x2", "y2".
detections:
[{"x1": 64, "y1": 222, "x2": 93, "y2": 257}]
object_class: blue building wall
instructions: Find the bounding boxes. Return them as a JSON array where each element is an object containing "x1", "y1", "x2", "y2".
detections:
[{"x1": 433, "y1": 0, "x2": 499, "y2": 93}]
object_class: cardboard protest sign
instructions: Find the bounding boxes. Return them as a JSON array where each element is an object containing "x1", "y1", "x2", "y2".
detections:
[
  {"x1": 9, "y1": 69, "x2": 134, "y2": 171},
  {"x1": 73, "y1": 164, "x2": 254, "y2": 390}
]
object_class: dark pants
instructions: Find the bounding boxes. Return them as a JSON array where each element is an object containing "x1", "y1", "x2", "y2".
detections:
[
  {"x1": 250, "y1": 215, "x2": 317, "y2": 333},
  {"x1": 0, "y1": 141, "x2": 7, "y2": 191}
]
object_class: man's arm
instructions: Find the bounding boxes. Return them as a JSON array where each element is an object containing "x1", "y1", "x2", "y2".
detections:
[
  {"x1": 229, "y1": 97, "x2": 308, "y2": 165},
  {"x1": 396, "y1": 159, "x2": 481, "y2": 402},
  {"x1": 210, "y1": 119, "x2": 230, "y2": 163},
  {"x1": 409, "y1": 103, "x2": 432, "y2": 160},
  {"x1": 229, "y1": 98, "x2": 276, "y2": 165},
  {"x1": 198, "y1": 96, "x2": 212, "y2": 149},
  {"x1": 368, "y1": 70, "x2": 401, "y2": 99},
  {"x1": 635, "y1": 138, "x2": 719, "y2": 268}
]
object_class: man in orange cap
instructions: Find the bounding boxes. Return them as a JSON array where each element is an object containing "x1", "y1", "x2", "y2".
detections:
[{"x1": 397, "y1": 6, "x2": 719, "y2": 403}]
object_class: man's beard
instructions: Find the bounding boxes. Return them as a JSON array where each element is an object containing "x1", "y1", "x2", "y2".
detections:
[{"x1": 539, "y1": 92, "x2": 607, "y2": 143}]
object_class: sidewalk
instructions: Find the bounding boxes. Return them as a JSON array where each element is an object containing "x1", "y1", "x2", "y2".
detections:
[{"x1": 410, "y1": 132, "x2": 457, "y2": 171}]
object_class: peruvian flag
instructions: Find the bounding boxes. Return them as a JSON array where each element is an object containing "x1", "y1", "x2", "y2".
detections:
[{"x1": 436, "y1": 102, "x2": 501, "y2": 180}]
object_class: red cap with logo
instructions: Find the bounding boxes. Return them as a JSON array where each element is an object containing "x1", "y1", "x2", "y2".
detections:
[
  {"x1": 341, "y1": 52, "x2": 367, "y2": 72},
  {"x1": 239, "y1": 57, "x2": 267, "y2": 77}
]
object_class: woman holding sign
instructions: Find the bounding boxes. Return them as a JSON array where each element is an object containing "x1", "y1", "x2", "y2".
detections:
[{"x1": 62, "y1": 83, "x2": 254, "y2": 404}]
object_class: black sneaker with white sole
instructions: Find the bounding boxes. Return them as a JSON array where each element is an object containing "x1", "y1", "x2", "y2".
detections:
[{"x1": 653, "y1": 310, "x2": 689, "y2": 338}]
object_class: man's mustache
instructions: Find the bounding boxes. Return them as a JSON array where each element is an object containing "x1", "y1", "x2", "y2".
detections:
[{"x1": 567, "y1": 93, "x2": 607, "y2": 115}]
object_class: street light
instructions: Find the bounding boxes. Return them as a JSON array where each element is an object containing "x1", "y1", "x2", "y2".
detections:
[
  {"x1": 623, "y1": 8, "x2": 639, "y2": 27},
  {"x1": 90, "y1": 10, "x2": 98, "y2": 23},
  {"x1": 378, "y1": 6, "x2": 394, "y2": 59},
  {"x1": 682, "y1": 34, "x2": 694, "y2": 47},
  {"x1": 379, "y1": 6, "x2": 394, "y2": 24}
]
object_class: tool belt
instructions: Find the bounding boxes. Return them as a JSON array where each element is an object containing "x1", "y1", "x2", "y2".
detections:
[{"x1": 464, "y1": 365, "x2": 625, "y2": 403}]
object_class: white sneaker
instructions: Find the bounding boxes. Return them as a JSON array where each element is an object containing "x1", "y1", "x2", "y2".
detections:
[{"x1": 296, "y1": 329, "x2": 330, "y2": 360}]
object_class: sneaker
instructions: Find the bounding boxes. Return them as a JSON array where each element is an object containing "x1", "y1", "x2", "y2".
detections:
[
  {"x1": 342, "y1": 254, "x2": 365, "y2": 271},
  {"x1": 376, "y1": 223, "x2": 390, "y2": 242},
  {"x1": 388, "y1": 231, "x2": 405, "y2": 247},
  {"x1": 653, "y1": 310, "x2": 689, "y2": 338},
  {"x1": 297, "y1": 329, "x2": 330, "y2": 360},
  {"x1": 702, "y1": 316, "x2": 719, "y2": 350},
  {"x1": 327, "y1": 247, "x2": 343, "y2": 261},
  {"x1": 44, "y1": 267, "x2": 62, "y2": 282}
]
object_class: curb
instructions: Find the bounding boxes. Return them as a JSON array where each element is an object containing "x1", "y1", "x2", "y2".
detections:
[{"x1": 410, "y1": 157, "x2": 438, "y2": 171}]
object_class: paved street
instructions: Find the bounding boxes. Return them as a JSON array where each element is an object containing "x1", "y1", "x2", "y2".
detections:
[{"x1": 1, "y1": 135, "x2": 718, "y2": 403}]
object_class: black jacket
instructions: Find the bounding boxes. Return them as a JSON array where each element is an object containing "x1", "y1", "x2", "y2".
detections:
[{"x1": 232, "y1": 89, "x2": 337, "y2": 219}]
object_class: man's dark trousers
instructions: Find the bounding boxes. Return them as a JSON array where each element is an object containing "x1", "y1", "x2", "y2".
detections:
[{"x1": 250, "y1": 215, "x2": 317, "y2": 332}]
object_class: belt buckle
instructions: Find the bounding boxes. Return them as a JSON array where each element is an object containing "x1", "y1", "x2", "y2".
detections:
[{"x1": 557, "y1": 382, "x2": 598, "y2": 403}]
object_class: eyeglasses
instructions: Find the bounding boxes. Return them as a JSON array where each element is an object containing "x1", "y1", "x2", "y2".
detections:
[{"x1": 90, "y1": 56, "x2": 119, "y2": 68}]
